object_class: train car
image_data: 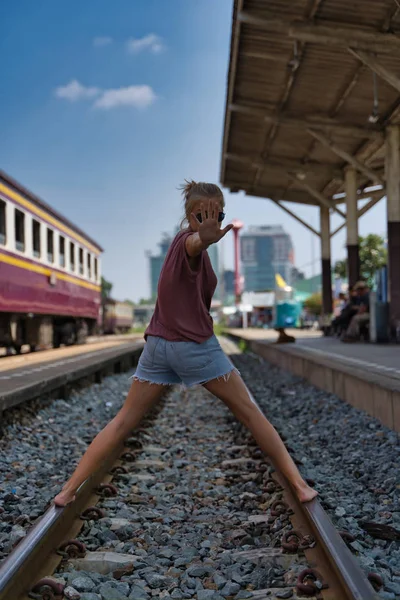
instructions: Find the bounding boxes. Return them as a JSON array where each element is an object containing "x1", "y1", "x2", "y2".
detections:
[
  {"x1": 0, "y1": 170, "x2": 103, "y2": 352},
  {"x1": 103, "y1": 300, "x2": 134, "y2": 334}
]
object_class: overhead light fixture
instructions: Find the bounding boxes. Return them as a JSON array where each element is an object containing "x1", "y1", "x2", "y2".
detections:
[
  {"x1": 368, "y1": 72, "x2": 380, "y2": 124},
  {"x1": 288, "y1": 41, "x2": 300, "y2": 71}
]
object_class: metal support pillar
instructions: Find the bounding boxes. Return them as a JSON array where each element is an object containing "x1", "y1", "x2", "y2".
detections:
[
  {"x1": 385, "y1": 125, "x2": 400, "y2": 334},
  {"x1": 345, "y1": 167, "x2": 360, "y2": 288},
  {"x1": 320, "y1": 206, "x2": 333, "y2": 316}
]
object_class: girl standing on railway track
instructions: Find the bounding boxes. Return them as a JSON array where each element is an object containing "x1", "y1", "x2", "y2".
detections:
[{"x1": 54, "y1": 181, "x2": 317, "y2": 507}]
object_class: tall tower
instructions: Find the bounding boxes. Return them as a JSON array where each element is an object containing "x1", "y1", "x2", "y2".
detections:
[{"x1": 231, "y1": 219, "x2": 243, "y2": 305}]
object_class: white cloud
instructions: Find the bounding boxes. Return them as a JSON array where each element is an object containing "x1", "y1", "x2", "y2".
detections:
[
  {"x1": 93, "y1": 36, "x2": 113, "y2": 47},
  {"x1": 54, "y1": 80, "x2": 100, "y2": 101},
  {"x1": 126, "y1": 33, "x2": 164, "y2": 54},
  {"x1": 94, "y1": 85, "x2": 156, "y2": 109}
]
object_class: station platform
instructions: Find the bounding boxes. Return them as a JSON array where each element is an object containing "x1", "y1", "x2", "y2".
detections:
[{"x1": 226, "y1": 329, "x2": 400, "y2": 433}]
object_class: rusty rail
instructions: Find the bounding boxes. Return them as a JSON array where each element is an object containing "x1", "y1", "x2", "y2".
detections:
[
  {"x1": 246, "y1": 381, "x2": 380, "y2": 600},
  {"x1": 0, "y1": 374, "x2": 379, "y2": 600},
  {"x1": 0, "y1": 442, "x2": 124, "y2": 600}
]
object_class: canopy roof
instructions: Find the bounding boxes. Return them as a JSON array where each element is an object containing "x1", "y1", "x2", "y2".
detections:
[{"x1": 220, "y1": 0, "x2": 400, "y2": 208}]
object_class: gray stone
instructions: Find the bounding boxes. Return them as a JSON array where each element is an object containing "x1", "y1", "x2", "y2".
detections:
[
  {"x1": 128, "y1": 584, "x2": 150, "y2": 600},
  {"x1": 10, "y1": 525, "x2": 26, "y2": 546},
  {"x1": 70, "y1": 552, "x2": 137, "y2": 575},
  {"x1": 385, "y1": 582, "x2": 400, "y2": 596},
  {"x1": 80, "y1": 595, "x2": 102, "y2": 600},
  {"x1": 72, "y1": 577, "x2": 96, "y2": 593},
  {"x1": 196, "y1": 592, "x2": 225, "y2": 600},
  {"x1": 144, "y1": 573, "x2": 172, "y2": 589},
  {"x1": 187, "y1": 566, "x2": 210, "y2": 578},
  {"x1": 99, "y1": 583, "x2": 128, "y2": 600},
  {"x1": 213, "y1": 574, "x2": 227, "y2": 590},
  {"x1": 221, "y1": 582, "x2": 241, "y2": 596},
  {"x1": 174, "y1": 558, "x2": 188, "y2": 568},
  {"x1": 349, "y1": 541, "x2": 365, "y2": 554},
  {"x1": 64, "y1": 587, "x2": 81, "y2": 600},
  {"x1": 234, "y1": 592, "x2": 253, "y2": 599},
  {"x1": 158, "y1": 549, "x2": 176, "y2": 559}
]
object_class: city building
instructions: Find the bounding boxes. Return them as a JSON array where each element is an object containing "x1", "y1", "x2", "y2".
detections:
[
  {"x1": 147, "y1": 232, "x2": 173, "y2": 299},
  {"x1": 223, "y1": 270, "x2": 235, "y2": 296},
  {"x1": 240, "y1": 225, "x2": 294, "y2": 292},
  {"x1": 207, "y1": 244, "x2": 220, "y2": 300}
]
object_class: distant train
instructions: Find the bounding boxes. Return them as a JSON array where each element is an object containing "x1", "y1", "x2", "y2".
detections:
[
  {"x1": 0, "y1": 171, "x2": 102, "y2": 353},
  {"x1": 102, "y1": 300, "x2": 134, "y2": 334}
]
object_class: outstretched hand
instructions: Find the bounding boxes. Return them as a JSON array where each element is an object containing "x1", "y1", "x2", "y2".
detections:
[{"x1": 191, "y1": 200, "x2": 233, "y2": 246}]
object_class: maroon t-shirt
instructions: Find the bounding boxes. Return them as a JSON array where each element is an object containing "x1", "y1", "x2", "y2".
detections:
[{"x1": 145, "y1": 231, "x2": 217, "y2": 343}]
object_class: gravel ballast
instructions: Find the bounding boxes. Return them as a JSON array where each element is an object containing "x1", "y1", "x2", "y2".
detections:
[{"x1": 0, "y1": 338, "x2": 399, "y2": 599}]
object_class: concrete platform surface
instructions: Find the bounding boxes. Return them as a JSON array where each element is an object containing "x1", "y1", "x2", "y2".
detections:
[
  {"x1": 229, "y1": 329, "x2": 400, "y2": 382},
  {"x1": 227, "y1": 328, "x2": 400, "y2": 432}
]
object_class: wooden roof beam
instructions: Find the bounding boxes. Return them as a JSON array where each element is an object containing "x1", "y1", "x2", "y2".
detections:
[
  {"x1": 237, "y1": 12, "x2": 400, "y2": 54},
  {"x1": 229, "y1": 103, "x2": 380, "y2": 138},
  {"x1": 226, "y1": 183, "x2": 320, "y2": 205},
  {"x1": 349, "y1": 49, "x2": 400, "y2": 94},
  {"x1": 270, "y1": 198, "x2": 321, "y2": 237},
  {"x1": 307, "y1": 129, "x2": 385, "y2": 186},
  {"x1": 242, "y1": 51, "x2": 289, "y2": 63},
  {"x1": 224, "y1": 152, "x2": 344, "y2": 180},
  {"x1": 288, "y1": 175, "x2": 346, "y2": 218},
  {"x1": 331, "y1": 193, "x2": 385, "y2": 237}
]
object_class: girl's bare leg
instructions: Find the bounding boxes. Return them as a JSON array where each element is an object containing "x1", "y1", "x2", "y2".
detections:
[
  {"x1": 54, "y1": 380, "x2": 166, "y2": 506},
  {"x1": 204, "y1": 370, "x2": 318, "y2": 503}
]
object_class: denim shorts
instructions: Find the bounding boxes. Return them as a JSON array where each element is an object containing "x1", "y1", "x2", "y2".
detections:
[{"x1": 133, "y1": 335, "x2": 237, "y2": 388}]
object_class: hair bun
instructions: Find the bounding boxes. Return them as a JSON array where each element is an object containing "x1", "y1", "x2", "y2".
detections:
[{"x1": 180, "y1": 179, "x2": 198, "y2": 199}]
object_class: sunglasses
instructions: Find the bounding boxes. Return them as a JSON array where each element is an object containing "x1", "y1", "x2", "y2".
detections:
[{"x1": 196, "y1": 211, "x2": 225, "y2": 223}]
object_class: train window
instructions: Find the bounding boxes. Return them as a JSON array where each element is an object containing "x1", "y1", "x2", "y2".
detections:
[
  {"x1": 94, "y1": 257, "x2": 98, "y2": 281},
  {"x1": 87, "y1": 253, "x2": 92, "y2": 279},
  {"x1": 47, "y1": 229, "x2": 54, "y2": 263},
  {"x1": 79, "y1": 248, "x2": 84, "y2": 275},
  {"x1": 59, "y1": 236, "x2": 65, "y2": 267},
  {"x1": 32, "y1": 219, "x2": 41, "y2": 258},
  {"x1": 0, "y1": 200, "x2": 5, "y2": 245},
  {"x1": 70, "y1": 242, "x2": 75, "y2": 272},
  {"x1": 15, "y1": 209, "x2": 25, "y2": 252}
]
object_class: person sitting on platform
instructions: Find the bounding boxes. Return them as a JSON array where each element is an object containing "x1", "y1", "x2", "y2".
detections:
[
  {"x1": 331, "y1": 287, "x2": 358, "y2": 336},
  {"x1": 341, "y1": 281, "x2": 370, "y2": 343}
]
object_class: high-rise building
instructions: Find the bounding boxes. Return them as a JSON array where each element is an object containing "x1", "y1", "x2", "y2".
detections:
[
  {"x1": 148, "y1": 232, "x2": 173, "y2": 299},
  {"x1": 223, "y1": 270, "x2": 235, "y2": 295},
  {"x1": 207, "y1": 244, "x2": 220, "y2": 300},
  {"x1": 240, "y1": 225, "x2": 294, "y2": 292}
]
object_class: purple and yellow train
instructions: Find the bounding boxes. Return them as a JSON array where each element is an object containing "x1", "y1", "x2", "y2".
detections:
[{"x1": 0, "y1": 171, "x2": 103, "y2": 352}]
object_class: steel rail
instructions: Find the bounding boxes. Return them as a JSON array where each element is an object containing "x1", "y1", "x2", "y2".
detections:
[
  {"x1": 0, "y1": 442, "x2": 124, "y2": 600},
  {"x1": 0, "y1": 352, "x2": 379, "y2": 600},
  {"x1": 245, "y1": 382, "x2": 379, "y2": 600}
]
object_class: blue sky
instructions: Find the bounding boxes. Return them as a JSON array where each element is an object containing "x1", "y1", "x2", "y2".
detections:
[{"x1": 1, "y1": 0, "x2": 387, "y2": 301}]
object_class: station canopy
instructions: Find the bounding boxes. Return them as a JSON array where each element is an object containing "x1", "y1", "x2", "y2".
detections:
[{"x1": 220, "y1": 0, "x2": 400, "y2": 220}]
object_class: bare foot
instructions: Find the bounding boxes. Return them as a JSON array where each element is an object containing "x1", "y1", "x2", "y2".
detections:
[
  {"x1": 295, "y1": 482, "x2": 319, "y2": 503},
  {"x1": 53, "y1": 489, "x2": 76, "y2": 507}
]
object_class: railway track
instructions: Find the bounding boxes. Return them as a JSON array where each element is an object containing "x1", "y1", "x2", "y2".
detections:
[{"x1": 0, "y1": 339, "x2": 380, "y2": 600}]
